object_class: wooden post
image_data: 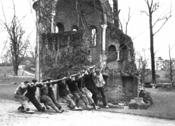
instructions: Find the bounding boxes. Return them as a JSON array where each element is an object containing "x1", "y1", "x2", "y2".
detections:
[
  {"x1": 52, "y1": 0, "x2": 58, "y2": 99},
  {"x1": 33, "y1": 0, "x2": 41, "y2": 100},
  {"x1": 33, "y1": 0, "x2": 41, "y2": 81}
]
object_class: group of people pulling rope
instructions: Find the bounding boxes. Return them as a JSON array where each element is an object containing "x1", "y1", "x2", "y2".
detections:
[{"x1": 14, "y1": 65, "x2": 110, "y2": 113}]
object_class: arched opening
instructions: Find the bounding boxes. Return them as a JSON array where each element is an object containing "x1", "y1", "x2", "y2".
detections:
[
  {"x1": 56, "y1": 22, "x2": 64, "y2": 33},
  {"x1": 108, "y1": 45, "x2": 116, "y2": 52},
  {"x1": 71, "y1": 25, "x2": 79, "y2": 31},
  {"x1": 107, "y1": 45, "x2": 117, "y2": 62},
  {"x1": 90, "y1": 26, "x2": 97, "y2": 46}
]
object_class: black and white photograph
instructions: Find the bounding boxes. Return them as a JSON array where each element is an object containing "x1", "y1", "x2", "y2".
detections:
[{"x1": 0, "y1": 0, "x2": 175, "y2": 126}]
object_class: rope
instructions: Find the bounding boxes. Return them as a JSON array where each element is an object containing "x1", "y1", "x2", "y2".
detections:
[{"x1": 32, "y1": 65, "x2": 96, "y2": 85}]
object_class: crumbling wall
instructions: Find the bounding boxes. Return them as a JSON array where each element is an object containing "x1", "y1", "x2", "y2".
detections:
[
  {"x1": 40, "y1": 31, "x2": 90, "y2": 79},
  {"x1": 104, "y1": 23, "x2": 138, "y2": 102}
]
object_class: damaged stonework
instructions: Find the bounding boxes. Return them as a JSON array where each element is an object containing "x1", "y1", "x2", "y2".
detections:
[
  {"x1": 33, "y1": 0, "x2": 138, "y2": 103},
  {"x1": 40, "y1": 31, "x2": 91, "y2": 78}
]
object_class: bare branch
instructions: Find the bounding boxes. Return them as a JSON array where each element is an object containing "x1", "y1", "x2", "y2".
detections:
[
  {"x1": 125, "y1": 7, "x2": 131, "y2": 34},
  {"x1": 153, "y1": 13, "x2": 172, "y2": 35},
  {"x1": 144, "y1": 0, "x2": 151, "y2": 10},
  {"x1": 119, "y1": 19, "x2": 123, "y2": 33},
  {"x1": 1, "y1": 2, "x2": 7, "y2": 24},
  {"x1": 151, "y1": 2, "x2": 159, "y2": 13},
  {"x1": 11, "y1": 0, "x2": 16, "y2": 16},
  {"x1": 150, "y1": 0, "x2": 154, "y2": 9},
  {"x1": 140, "y1": 10, "x2": 149, "y2": 16},
  {"x1": 153, "y1": 16, "x2": 168, "y2": 27},
  {"x1": 144, "y1": 0, "x2": 149, "y2": 6}
]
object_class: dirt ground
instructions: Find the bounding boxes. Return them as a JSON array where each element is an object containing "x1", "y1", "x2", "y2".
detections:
[
  {"x1": 0, "y1": 99, "x2": 175, "y2": 126},
  {"x1": 1, "y1": 82, "x2": 175, "y2": 126}
]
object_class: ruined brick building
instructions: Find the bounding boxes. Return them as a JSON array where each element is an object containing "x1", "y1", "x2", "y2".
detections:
[{"x1": 33, "y1": 0, "x2": 138, "y2": 103}]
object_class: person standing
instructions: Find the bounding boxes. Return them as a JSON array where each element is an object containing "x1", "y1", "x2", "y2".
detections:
[
  {"x1": 102, "y1": 66, "x2": 109, "y2": 85},
  {"x1": 94, "y1": 69, "x2": 109, "y2": 108}
]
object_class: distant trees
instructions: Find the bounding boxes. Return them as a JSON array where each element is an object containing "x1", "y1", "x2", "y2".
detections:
[
  {"x1": 156, "y1": 56, "x2": 175, "y2": 85},
  {"x1": 136, "y1": 50, "x2": 149, "y2": 84},
  {"x1": 142, "y1": 0, "x2": 172, "y2": 84},
  {"x1": 156, "y1": 57, "x2": 175, "y2": 71},
  {"x1": 1, "y1": 2, "x2": 29, "y2": 75}
]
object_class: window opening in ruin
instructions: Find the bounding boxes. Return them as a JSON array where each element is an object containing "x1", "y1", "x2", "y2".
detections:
[
  {"x1": 90, "y1": 26, "x2": 97, "y2": 46},
  {"x1": 108, "y1": 45, "x2": 118, "y2": 61},
  {"x1": 56, "y1": 23, "x2": 64, "y2": 33},
  {"x1": 71, "y1": 25, "x2": 79, "y2": 31},
  {"x1": 128, "y1": 49, "x2": 132, "y2": 62},
  {"x1": 108, "y1": 45, "x2": 116, "y2": 52}
]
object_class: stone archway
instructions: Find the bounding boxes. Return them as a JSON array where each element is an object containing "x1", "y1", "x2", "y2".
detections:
[
  {"x1": 56, "y1": 22, "x2": 64, "y2": 33},
  {"x1": 108, "y1": 45, "x2": 116, "y2": 52},
  {"x1": 107, "y1": 44, "x2": 117, "y2": 62},
  {"x1": 71, "y1": 25, "x2": 79, "y2": 31}
]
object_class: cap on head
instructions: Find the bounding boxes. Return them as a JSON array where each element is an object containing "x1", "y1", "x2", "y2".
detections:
[
  {"x1": 32, "y1": 79, "x2": 37, "y2": 83},
  {"x1": 24, "y1": 81, "x2": 29, "y2": 84}
]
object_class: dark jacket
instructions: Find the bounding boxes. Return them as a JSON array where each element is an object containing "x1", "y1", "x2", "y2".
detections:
[
  {"x1": 83, "y1": 73, "x2": 97, "y2": 92},
  {"x1": 66, "y1": 79, "x2": 79, "y2": 93},
  {"x1": 48, "y1": 85, "x2": 55, "y2": 98},
  {"x1": 25, "y1": 85, "x2": 37, "y2": 98},
  {"x1": 76, "y1": 77, "x2": 85, "y2": 89},
  {"x1": 58, "y1": 81, "x2": 69, "y2": 97},
  {"x1": 40, "y1": 85, "x2": 49, "y2": 96}
]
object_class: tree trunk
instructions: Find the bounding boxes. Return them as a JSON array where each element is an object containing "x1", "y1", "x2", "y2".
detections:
[
  {"x1": 13, "y1": 54, "x2": 19, "y2": 76},
  {"x1": 14, "y1": 64, "x2": 18, "y2": 76},
  {"x1": 149, "y1": 11, "x2": 156, "y2": 84}
]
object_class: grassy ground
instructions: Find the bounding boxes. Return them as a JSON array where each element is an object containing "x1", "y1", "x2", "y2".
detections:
[
  {"x1": 0, "y1": 77, "x2": 34, "y2": 85},
  {"x1": 0, "y1": 77, "x2": 33, "y2": 100},
  {"x1": 0, "y1": 65, "x2": 34, "y2": 84},
  {"x1": 0, "y1": 84, "x2": 17, "y2": 100},
  {"x1": 0, "y1": 66, "x2": 13, "y2": 78},
  {"x1": 101, "y1": 88, "x2": 175, "y2": 120}
]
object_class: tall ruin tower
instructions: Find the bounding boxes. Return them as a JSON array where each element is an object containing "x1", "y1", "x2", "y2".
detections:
[{"x1": 33, "y1": 0, "x2": 138, "y2": 103}]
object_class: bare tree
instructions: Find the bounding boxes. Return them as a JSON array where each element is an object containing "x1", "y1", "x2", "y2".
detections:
[
  {"x1": 113, "y1": 0, "x2": 131, "y2": 34},
  {"x1": 125, "y1": 7, "x2": 131, "y2": 34},
  {"x1": 1, "y1": 2, "x2": 29, "y2": 75},
  {"x1": 136, "y1": 50, "x2": 148, "y2": 84},
  {"x1": 142, "y1": 0, "x2": 172, "y2": 84}
]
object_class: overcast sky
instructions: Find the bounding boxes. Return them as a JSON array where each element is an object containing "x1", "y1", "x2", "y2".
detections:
[
  {"x1": 118, "y1": 0, "x2": 175, "y2": 61},
  {"x1": 0, "y1": 0, "x2": 175, "y2": 63}
]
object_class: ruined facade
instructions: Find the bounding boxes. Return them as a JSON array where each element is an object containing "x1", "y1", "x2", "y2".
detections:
[{"x1": 33, "y1": 0, "x2": 138, "y2": 103}]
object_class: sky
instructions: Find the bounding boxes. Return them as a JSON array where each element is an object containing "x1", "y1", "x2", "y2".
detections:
[
  {"x1": 0, "y1": 0, "x2": 175, "y2": 64},
  {"x1": 118, "y1": 0, "x2": 175, "y2": 61}
]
